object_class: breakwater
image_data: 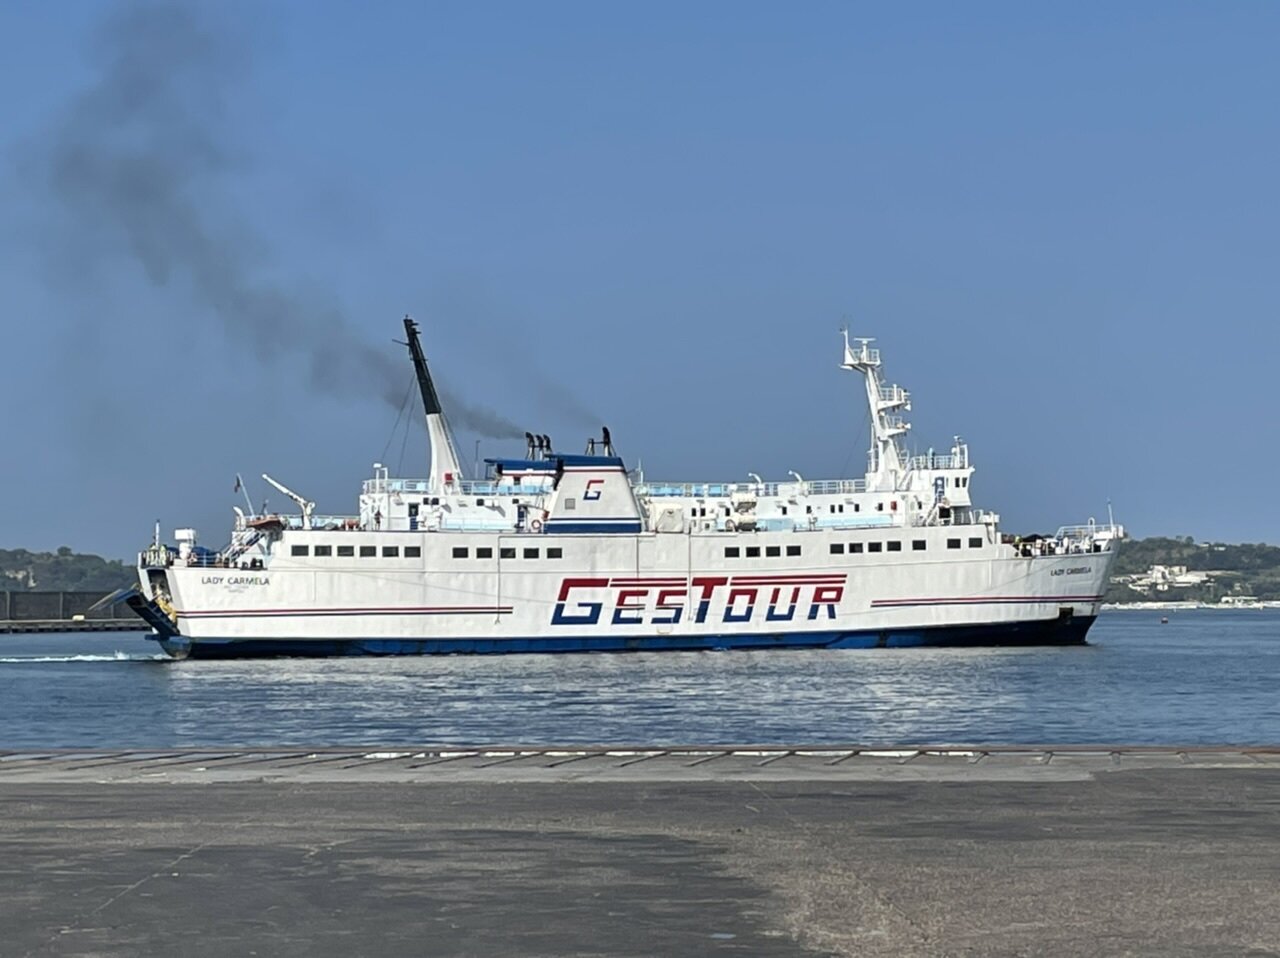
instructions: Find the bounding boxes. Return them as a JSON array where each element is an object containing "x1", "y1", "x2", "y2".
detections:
[{"x1": 0, "y1": 590, "x2": 141, "y2": 633}]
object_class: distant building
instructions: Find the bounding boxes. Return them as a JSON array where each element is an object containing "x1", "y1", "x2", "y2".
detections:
[{"x1": 1114, "y1": 564, "x2": 1220, "y2": 593}]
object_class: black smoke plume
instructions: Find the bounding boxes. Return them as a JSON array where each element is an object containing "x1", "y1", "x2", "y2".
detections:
[{"x1": 30, "y1": 0, "x2": 525, "y2": 440}]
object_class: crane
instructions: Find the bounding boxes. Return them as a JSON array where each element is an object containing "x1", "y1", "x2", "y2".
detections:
[{"x1": 262, "y1": 474, "x2": 315, "y2": 530}]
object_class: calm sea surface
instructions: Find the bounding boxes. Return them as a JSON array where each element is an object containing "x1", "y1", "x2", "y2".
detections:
[{"x1": 1, "y1": 610, "x2": 1278, "y2": 748}]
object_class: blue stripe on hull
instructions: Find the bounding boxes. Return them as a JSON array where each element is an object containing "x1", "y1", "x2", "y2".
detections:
[{"x1": 160, "y1": 615, "x2": 1096, "y2": 659}]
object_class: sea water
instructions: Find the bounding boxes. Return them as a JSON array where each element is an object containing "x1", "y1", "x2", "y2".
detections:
[{"x1": 0, "y1": 610, "x2": 1277, "y2": 748}]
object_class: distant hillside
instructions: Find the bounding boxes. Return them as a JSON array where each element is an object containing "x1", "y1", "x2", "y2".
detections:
[
  {"x1": 0, "y1": 548, "x2": 134, "y2": 593},
  {"x1": 1106, "y1": 537, "x2": 1280, "y2": 603}
]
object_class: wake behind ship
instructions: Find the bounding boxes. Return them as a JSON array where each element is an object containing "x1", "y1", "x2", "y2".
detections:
[{"x1": 121, "y1": 320, "x2": 1123, "y2": 658}]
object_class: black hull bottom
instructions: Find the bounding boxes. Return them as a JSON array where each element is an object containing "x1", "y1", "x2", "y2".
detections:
[{"x1": 158, "y1": 614, "x2": 1098, "y2": 659}]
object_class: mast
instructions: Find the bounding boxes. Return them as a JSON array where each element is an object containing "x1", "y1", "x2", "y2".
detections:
[
  {"x1": 403, "y1": 315, "x2": 463, "y2": 491},
  {"x1": 840, "y1": 329, "x2": 911, "y2": 491}
]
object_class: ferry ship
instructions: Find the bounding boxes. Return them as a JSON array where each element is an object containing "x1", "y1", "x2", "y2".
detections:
[{"x1": 122, "y1": 318, "x2": 1123, "y2": 658}]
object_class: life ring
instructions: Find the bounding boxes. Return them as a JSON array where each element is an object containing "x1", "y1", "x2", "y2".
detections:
[
  {"x1": 724, "y1": 519, "x2": 737, "y2": 532},
  {"x1": 530, "y1": 518, "x2": 543, "y2": 533}
]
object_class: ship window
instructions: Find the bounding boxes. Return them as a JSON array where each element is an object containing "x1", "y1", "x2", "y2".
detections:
[
  {"x1": 523, "y1": 548, "x2": 539, "y2": 559},
  {"x1": 500, "y1": 547, "x2": 516, "y2": 559},
  {"x1": 547, "y1": 547, "x2": 563, "y2": 559},
  {"x1": 780, "y1": 506, "x2": 788, "y2": 516},
  {"x1": 430, "y1": 497, "x2": 440, "y2": 505},
  {"x1": 382, "y1": 546, "x2": 399, "y2": 557},
  {"x1": 476, "y1": 498, "x2": 485, "y2": 506},
  {"x1": 477, "y1": 547, "x2": 493, "y2": 559},
  {"x1": 805, "y1": 505, "x2": 812, "y2": 514},
  {"x1": 887, "y1": 541, "x2": 902, "y2": 552},
  {"x1": 830, "y1": 543, "x2": 845, "y2": 555},
  {"x1": 746, "y1": 546, "x2": 761, "y2": 558},
  {"x1": 876, "y1": 502, "x2": 884, "y2": 512},
  {"x1": 853, "y1": 503, "x2": 860, "y2": 512},
  {"x1": 912, "y1": 540, "x2": 926, "y2": 551},
  {"x1": 725, "y1": 546, "x2": 740, "y2": 558},
  {"x1": 787, "y1": 545, "x2": 801, "y2": 557},
  {"x1": 850, "y1": 543, "x2": 863, "y2": 554},
  {"x1": 969, "y1": 537, "x2": 983, "y2": 549},
  {"x1": 290, "y1": 545, "x2": 309, "y2": 557},
  {"x1": 452, "y1": 547, "x2": 468, "y2": 559},
  {"x1": 868, "y1": 542, "x2": 883, "y2": 553},
  {"x1": 766, "y1": 545, "x2": 781, "y2": 557},
  {"x1": 360, "y1": 545, "x2": 376, "y2": 557},
  {"x1": 404, "y1": 546, "x2": 421, "y2": 558},
  {"x1": 337, "y1": 545, "x2": 355, "y2": 557},
  {"x1": 947, "y1": 538, "x2": 961, "y2": 549},
  {"x1": 314, "y1": 545, "x2": 332, "y2": 557},
  {"x1": 828, "y1": 505, "x2": 835, "y2": 514}
]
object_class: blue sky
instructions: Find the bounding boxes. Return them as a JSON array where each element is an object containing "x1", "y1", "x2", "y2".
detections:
[{"x1": 2, "y1": 1, "x2": 1277, "y2": 557}]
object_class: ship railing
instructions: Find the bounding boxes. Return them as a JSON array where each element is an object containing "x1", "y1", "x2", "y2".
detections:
[
  {"x1": 878, "y1": 386, "x2": 908, "y2": 405},
  {"x1": 1055, "y1": 522, "x2": 1124, "y2": 542},
  {"x1": 905, "y1": 453, "x2": 966, "y2": 471},
  {"x1": 362, "y1": 477, "x2": 431, "y2": 495},
  {"x1": 804, "y1": 479, "x2": 868, "y2": 495},
  {"x1": 638, "y1": 481, "x2": 762, "y2": 498},
  {"x1": 455, "y1": 481, "x2": 551, "y2": 496},
  {"x1": 439, "y1": 519, "x2": 515, "y2": 533},
  {"x1": 638, "y1": 478, "x2": 868, "y2": 498},
  {"x1": 811, "y1": 515, "x2": 900, "y2": 530}
]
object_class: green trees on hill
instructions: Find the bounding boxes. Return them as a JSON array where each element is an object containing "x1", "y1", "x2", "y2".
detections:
[
  {"x1": 0, "y1": 548, "x2": 134, "y2": 593},
  {"x1": 1105, "y1": 537, "x2": 1280, "y2": 603}
]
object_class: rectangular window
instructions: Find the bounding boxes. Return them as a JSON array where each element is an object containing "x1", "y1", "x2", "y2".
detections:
[
  {"x1": 360, "y1": 545, "x2": 376, "y2": 557},
  {"x1": 766, "y1": 545, "x2": 781, "y2": 557},
  {"x1": 746, "y1": 546, "x2": 760, "y2": 558},
  {"x1": 850, "y1": 542, "x2": 864, "y2": 554},
  {"x1": 947, "y1": 538, "x2": 961, "y2": 550},
  {"x1": 868, "y1": 542, "x2": 883, "y2": 553},
  {"x1": 830, "y1": 543, "x2": 845, "y2": 555},
  {"x1": 337, "y1": 545, "x2": 354, "y2": 557},
  {"x1": 452, "y1": 546, "x2": 468, "y2": 559},
  {"x1": 547, "y1": 547, "x2": 562, "y2": 559},
  {"x1": 404, "y1": 546, "x2": 421, "y2": 558},
  {"x1": 290, "y1": 544, "x2": 309, "y2": 557},
  {"x1": 912, "y1": 540, "x2": 926, "y2": 552},
  {"x1": 786, "y1": 545, "x2": 801, "y2": 557},
  {"x1": 523, "y1": 548, "x2": 539, "y2": 559},
  {"x1": 313, "y1": 545, "x2": 332, "y2": 557},
  {"x1": 887, "y1": 541, "x2": 902, "y2": 552},
  {"x1": 969, "y1": 537, "x2": 984, "y2": 549},
  {"x1": 725, "y1": 546, "x2": 740, "y2": 558},
  {"x1": 477, "y1": 547, "x2": 493, "y2": 559},
  {"x1": 382, "y1": 546, "x2": 399, "y2": 557},
  {"x1": 500, "y1": 547, "x2": 516, "y2": 560}
]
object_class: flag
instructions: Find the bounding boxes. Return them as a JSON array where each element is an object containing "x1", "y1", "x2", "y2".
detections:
[{"x1": 233, "y1": 474, "x2": 242, "y2": 493}]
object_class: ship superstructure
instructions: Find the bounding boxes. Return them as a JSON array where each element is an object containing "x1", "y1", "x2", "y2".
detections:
[{"x1": 124, "y1": 320, "x2": 1123, "y2": 658}]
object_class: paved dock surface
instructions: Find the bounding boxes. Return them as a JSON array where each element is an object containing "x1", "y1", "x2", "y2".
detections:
[{"x1": 3, "y1": 748, "x2": 1279, "y2": 956}]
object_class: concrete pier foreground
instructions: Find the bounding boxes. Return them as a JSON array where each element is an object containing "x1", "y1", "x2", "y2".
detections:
[{"x1": 3, "y1": 747, "x2": 1279, "y2": 956}]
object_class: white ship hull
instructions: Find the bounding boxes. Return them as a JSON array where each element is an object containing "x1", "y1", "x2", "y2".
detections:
[{"x1": 137, "y1": 527, "x2": 1113, "y2": 658}]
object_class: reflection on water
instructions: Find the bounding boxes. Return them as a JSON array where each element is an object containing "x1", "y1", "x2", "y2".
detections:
[{"x1": 1, "y1": 611, "x2": 1278, "y2": 747}]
